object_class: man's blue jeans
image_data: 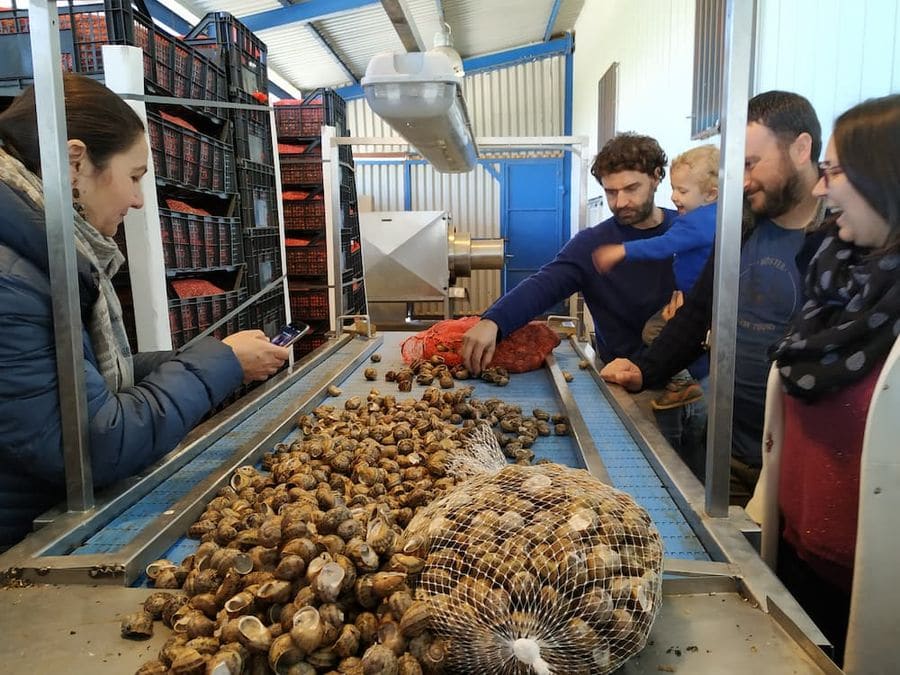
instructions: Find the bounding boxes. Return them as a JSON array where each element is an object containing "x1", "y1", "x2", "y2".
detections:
[{"x1": 653, "y1": 375, "x2": 709, "y2": 481}]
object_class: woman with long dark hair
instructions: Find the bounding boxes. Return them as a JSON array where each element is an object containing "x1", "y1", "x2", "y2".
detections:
[
  {"x1": 0, "y1": 74, "x2": 289, "y2": 550},
  {"x1": 750, "y1": 94, "x2": 900, "y2": 667}
]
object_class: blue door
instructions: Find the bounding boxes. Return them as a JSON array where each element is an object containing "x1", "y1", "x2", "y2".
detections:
[{"x1": 502, "y1": 159, "x2": 567, "y2": 313}]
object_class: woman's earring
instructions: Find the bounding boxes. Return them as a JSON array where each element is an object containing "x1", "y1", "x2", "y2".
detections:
[{"x1": 72, "y1": 186, "x2": 85, "y2": 217}]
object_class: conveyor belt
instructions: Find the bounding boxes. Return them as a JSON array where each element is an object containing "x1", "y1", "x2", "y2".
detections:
[
  {"x1": 137, "y1": 333, "x2": 708, "y2": 577},
  {"x1": 553, "y1": 346, "x2": 709, "y2": 560},
  {"x1": 74, "y1": 338, "x2": 370, "y2": 556}
]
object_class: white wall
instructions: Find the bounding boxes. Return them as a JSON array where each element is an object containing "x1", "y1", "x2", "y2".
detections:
[
  {"x1": 572, "y1": 0, "x2": 700, "y2": 216},
  {"x1": 572, "y1": 0, "x2": 900, "y2": 220},
  {"x1": 754, "y1": 0, "x2": 900, "y2": 146}
]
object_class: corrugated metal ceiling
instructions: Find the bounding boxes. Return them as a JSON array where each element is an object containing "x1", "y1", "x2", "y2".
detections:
[
  {"x1": 314, "y1": 5, "x2": 407, "y2": 78},
  {"x1": 167, "y1": 0, "x2": 584, "y2": 92}
]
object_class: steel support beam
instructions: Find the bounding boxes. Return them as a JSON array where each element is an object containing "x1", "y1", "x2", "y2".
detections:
[
  {"x1": 380, "y1": 0, "x2": 425, "y2": 52},
  {"x1": 705, "y1": 0, "x2": 754, "y2": 517},
  {"x1": 29, "y1": 0, "x2": 94, "y2": 512},
  {"x1": 307, "y1": 22, "x2": 359, "y2": 85},
  {"x1": 242, "y1": 0, "x2": 378, "y2": 32},
  {"x1": 543, "y1": 0, "x2": 562, "y2": 42}
]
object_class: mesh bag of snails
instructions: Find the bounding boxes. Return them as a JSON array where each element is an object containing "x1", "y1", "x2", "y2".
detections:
[
  {"x1": 400, "y1": 316, "x2": 561, "y2": 373},
  {"x1": 397, "y1": 426, "x2": 664, "y2": 675}
]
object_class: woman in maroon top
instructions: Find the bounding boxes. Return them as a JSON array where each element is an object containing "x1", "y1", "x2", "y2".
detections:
[{"x1": 765, "y1": 94, "x2": 900, "y2": 665}]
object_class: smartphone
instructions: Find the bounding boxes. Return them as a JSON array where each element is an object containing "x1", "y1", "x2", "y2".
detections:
[{"x1": 271, "y1": 321, "x2": 311, "y2": 347}]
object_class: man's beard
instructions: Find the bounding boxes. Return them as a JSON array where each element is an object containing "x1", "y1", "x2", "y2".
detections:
[
  {"x1": 749, "y1": 163, "x2": 804, "y2": 219},
  {"x1": 613, "y1": 195, "x2": 655, "y2": 226}
]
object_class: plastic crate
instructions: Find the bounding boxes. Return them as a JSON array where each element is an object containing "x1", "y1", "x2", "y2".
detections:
[
  {"x1": 289, "y1": 286, "x2": 329, "y2": 321},
  {"x1": 341, "y1": 235, "x2": 363, "y2": 282},
  {"x1": 232, "y1": 91, "x2": 273, "y2": 165},
  {"x1": 148, "y1": 111, "x2": 234, "y2": 193},
  {"x1": 0, "y1": 0, "x2": 226, "y2": 103},
  {"x1": 342, "y1": 280, "x2": 367, "y2": 316},
  {"x1": 186, "y1": 12, "x2": 267, "y2": 97},
  {"x1": 294, "y1": 330, "x2": 328, "y2": 357},
  {"x1": 243, "y1": 227, "x2": 281, "y2": 293},
  {"x1": 285, "y1": 240, "x2": 326, "y2": 277},
  {"x1": 237, "y1": 161, "x2": 277, "y2": 229},
  {"x1": 160, "y1": 207, "x2": 242, "y2": 270},
  {"x1": 274, "y1": 89, "x2": 346, "y2": 138},
  {"x1": 280, "y1": 153, "x2": 323, "y2": 186},
  {"x1": 250, "y1": 288, "x2": 285, "y2": 337},
  {"x1": 168, "y1": 287, "x2": 248, "y2": 348},
  {"x1": 283, "y1": 194, "x2": 326, "y2": 232}
]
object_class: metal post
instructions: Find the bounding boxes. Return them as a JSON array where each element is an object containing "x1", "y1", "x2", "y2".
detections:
[
  {"x1": 103, "y1": 45, "x2": 171, "y2": 351},
  {"x1": 321, "y1": 126, "x2": 343, "y2": 333},
  {"x1": 705, "y1": 0, "x2": 753, "y2": 517},
  {"x1": 29, "y1": 0, "x2": 93, "y2": 511},
  {"x1": 270, "y1": 104, "x2": 292, "y2": 338}
]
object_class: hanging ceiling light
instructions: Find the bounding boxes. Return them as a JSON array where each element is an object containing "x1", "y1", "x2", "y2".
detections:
[{"x1": 361, "y1": 25, "x2": 478, "y2": 173}]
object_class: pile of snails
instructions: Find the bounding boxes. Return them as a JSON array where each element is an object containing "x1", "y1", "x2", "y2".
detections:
[{"x1": 123, "y1": 377, "x2": 570, "y2": 674}]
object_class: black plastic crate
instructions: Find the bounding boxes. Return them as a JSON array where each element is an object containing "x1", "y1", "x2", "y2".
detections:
[
  {"x1": 274, "y1": 89, "x2": 346, "y2": 138},
  {"x1": 285, "y1": 239, "x2": 326, "y2": 277},
  {"x1": 186, "y1": 12, "x2": 267, "y2": 97},
  {"x1": 280, "y1": 152, "x2": 323, "y2": 186},
  {"x1": 294, "y1": 330, "x2": 328, "y2": 358},
  {"x1": 243, "y1": 226, "x2": 281, "y2": 293},
  {"x1": 250, "y1": 287, "x2": 285, "y2": 337},
  {"x1": 341, "y1": 280, "x2": 367, "y2": 316},
  {"x1": 148, "y1": 111, "x2": 235, "y2": 193},
  {"x1": 160, "y1": 206, "x2": 242, "y2": 270},
  {"x1": 168, "y1": 287, "x2": 248, "y2": 348},
  {"x1": 0, "y1": 0, "x2": 227, "y2": 104},
  {"x1": 282, "y1": 193, "x2": 325, "y2": 232},
  {"x1": 233, "y1": 91, "x2": 273, "y2": 165},
  {"x1": 341, "y1": 234, "x2": 363, "y2": 282},
  {"x1": 237, "y1": 161, "x2": 277, "y2": 229},
  {"x1": 289, "y1": 285, "x2": 329, "y2": 321}
]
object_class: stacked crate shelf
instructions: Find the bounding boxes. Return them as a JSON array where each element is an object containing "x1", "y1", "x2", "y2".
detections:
[
  {"x1": 275, "y1": 90, "x2": 365, "y2": 357},
  {"x1": 0, "y1": 0, "x2": 252, "y2": 351},
  {"x1": 186, "y1": 12, "x2": 285, "y2": 339},
  {"x1": 142, "y1": 56, "x2": 245, "y2": 352}
]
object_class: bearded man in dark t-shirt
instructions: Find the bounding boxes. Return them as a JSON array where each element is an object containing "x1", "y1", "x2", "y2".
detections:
[{"x1": 600, "y1": 91, "x2": 829, "y2": 505}]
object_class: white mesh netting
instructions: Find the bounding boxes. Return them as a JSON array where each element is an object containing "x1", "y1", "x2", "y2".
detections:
[{"x1": 399, "y1": 428, "x2": 664, "y2": 674}]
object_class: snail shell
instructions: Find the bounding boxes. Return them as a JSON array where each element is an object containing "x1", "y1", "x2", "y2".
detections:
[
  {"x1": 236, "y1": 615, "x2": 272, "y2": 653},
  {"x1": 168, "y1": 646, "x2": 205, "y2": 675},
  {"x1": 267, "y1": 632, "x2": 302, "y2": 674},
  {"x1": 120, "y1": 610, "x2": 154, "y2": 639}
]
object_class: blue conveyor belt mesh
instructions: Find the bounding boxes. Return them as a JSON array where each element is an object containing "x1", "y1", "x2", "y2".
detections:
[{"x1": 68, "y1": 333, "x2": 706, "y2": 570}]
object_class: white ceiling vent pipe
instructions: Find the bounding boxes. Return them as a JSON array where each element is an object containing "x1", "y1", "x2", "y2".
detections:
[{"x1": 361, "y1": 28, "x2": 477, "y2": 173}]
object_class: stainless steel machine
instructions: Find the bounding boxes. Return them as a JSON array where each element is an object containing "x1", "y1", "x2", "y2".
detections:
[{"x1": 358, "y1": 210, "x2": 504, "y2": 324}]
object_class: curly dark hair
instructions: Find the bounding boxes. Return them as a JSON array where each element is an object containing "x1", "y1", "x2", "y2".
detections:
[{"x1": 591, "y1": 133, "x2": 667, "y2": 183}]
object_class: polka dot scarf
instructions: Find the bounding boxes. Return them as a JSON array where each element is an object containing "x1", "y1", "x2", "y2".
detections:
[{"x1": 772, "y1": 224, "x2": 900, "y2": 401}]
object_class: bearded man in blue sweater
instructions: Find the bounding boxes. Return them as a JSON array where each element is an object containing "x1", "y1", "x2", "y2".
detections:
[{"x1": 462, "y1": 133, "x2": 678, "y2": 373}]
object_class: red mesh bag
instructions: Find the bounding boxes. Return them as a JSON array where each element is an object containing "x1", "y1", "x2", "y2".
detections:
[{"x1": 400, "y1": 316, "x2": 561, "y2": 373}]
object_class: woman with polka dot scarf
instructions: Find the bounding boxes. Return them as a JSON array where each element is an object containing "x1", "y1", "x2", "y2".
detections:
[{"x1": 750, "y1": 94, "x2": 900, "y2": 668}]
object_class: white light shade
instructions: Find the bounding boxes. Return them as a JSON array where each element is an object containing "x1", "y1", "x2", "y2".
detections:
[{"x1": 362, "y1": 51, "x2": 478, "y2": 173}]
